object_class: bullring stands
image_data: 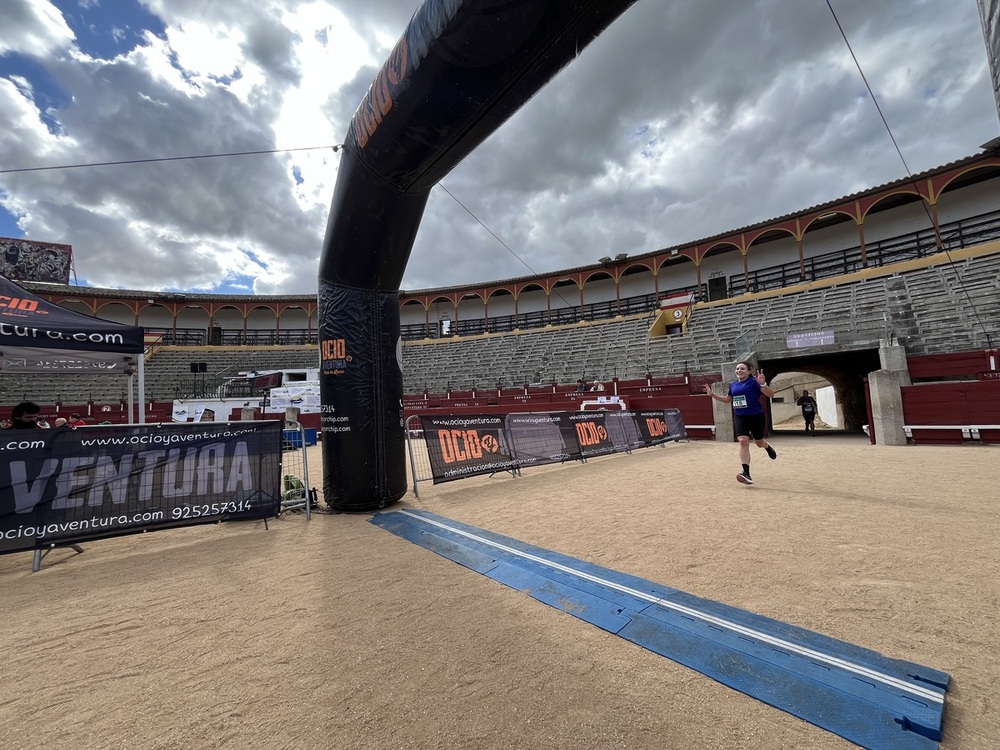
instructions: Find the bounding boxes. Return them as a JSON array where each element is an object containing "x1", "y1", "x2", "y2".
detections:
[
  {"x1": 3, "y1": 245, "x2": 998, "y2": 406},
  {"x1": 400, "y1": 245, "x2": 1000, "y2": 392}
]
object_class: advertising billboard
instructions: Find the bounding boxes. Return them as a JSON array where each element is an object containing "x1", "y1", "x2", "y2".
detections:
[{"x1": 0, "y1": 237, "x2": 73, "y2": 284}]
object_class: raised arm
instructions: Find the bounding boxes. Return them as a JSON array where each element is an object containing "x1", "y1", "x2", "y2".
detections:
[
  {"x1": 756, "y1": 369, "x2": 774, "y2": 398},
  {"x1": 702, "y1": 383, "x2": 733, "y2": 403}
]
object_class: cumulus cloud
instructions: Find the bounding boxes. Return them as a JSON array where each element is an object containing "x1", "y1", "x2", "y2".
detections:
[{"x1": 0, "y1": 0, "x2": 997, "y2": 295}]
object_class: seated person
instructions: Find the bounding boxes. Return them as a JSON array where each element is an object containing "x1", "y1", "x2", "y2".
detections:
[{"x1": 4, "y1": 401, "x2": 47, "y2": 429}]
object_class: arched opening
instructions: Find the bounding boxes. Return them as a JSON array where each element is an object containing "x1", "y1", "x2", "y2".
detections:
[
  {"x1": 246, "y1": 305, "x2": 279, "y2": 346},
  {"x1": 769, "y1": 370, "x2": 835, "y2": 434},
  {"x1": 213, "y1": 305, "x2": 244, "y2": 346},
  {"x1": 550, "y1": 277, "x2": 583, "y2": 324},
  {"x1": 515, "y1": 282, "x2": 547, "y2": 329},
  {"x1": 428, "y1": 295, "x2": 455, "y2": 337},
  {"x1": 485, "y1": 288, "x2": 514, "y2": 332},
  {"x1": 759, "y1": 349, "x2": 881, "y2": 436},
  {"x1": 278, "y1": 305, "x2": 312, "y2": 344},
  {"x1": 58, "y1": 298, "x2": 97, "y2": 316},
  {"x1": 701, "y1": 243, "x2": 741, "y2": 301},
  {"x1": 93, "y1": 301, "x2": 137, "y2": 327},
  {"x1": 176, "y1": 305, "x2": 210, "y2": 346},
  {"x1": 400, "y1": 299, "x2": 429, "y2": 339}
]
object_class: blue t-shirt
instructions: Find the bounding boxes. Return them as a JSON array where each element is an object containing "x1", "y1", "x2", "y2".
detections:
[{"x1": 729, "y1": 377, "x2": 764, "y2": 416}]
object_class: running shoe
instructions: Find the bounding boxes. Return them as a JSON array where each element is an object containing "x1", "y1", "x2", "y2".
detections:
[
  {"x1": 737, "y1": 473, "x2": 753, "y2": 485},
  {"x1": 766, "y1": 445, "x2": 777, "y2": 460}
]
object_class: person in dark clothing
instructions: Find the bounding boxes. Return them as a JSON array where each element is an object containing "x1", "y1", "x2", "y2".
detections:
[
  {"x1": 797, "y1": 389, "x2": 818, "y2": 436},
  {"x1": 4, "y1": 401, "x2": 47, "y2": 429},
  {"x1": 703, "y1": 362, "x2": 777, "y2": 485}
]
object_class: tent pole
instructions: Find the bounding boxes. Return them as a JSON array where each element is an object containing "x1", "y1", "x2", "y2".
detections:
[
  {"x1": 127, "y1": 372, "x2": 135, "y2": 425},
  {"x1": 138, "y1": 353, "x2": 146, "y2": 424}
]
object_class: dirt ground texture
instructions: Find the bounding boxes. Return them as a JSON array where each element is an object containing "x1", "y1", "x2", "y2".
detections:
[{"x1": 1, "y1": 434, "x2": 997, "y2": 750}]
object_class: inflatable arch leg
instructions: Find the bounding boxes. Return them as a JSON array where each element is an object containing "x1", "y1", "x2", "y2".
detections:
[{"x1": 319, "y1": 0, "x2": 639, "y2": 510}]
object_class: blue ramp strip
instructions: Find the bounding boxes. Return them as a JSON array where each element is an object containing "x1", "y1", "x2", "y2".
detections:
[{"x1": 370, "y1": 509, "x2": 949, "y2": 750}]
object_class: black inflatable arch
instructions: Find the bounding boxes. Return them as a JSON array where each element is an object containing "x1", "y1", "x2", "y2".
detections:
[{"x1": 318, "y1": 0, "x2": 639, "y2": 511}]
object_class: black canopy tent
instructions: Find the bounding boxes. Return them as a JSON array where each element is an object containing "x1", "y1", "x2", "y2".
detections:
[{"x1": 0, "y1": 274, "x2": 147, "y2": 421}]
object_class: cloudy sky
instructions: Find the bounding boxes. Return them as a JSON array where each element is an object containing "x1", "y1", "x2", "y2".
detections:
[{"x1": 0, "y1": 1, "x2": 998, "y2": 296}]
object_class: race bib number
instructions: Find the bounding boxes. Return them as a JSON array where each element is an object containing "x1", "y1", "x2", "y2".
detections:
[{"x1": 732, "y1": 395, "x2": 748, "y2": 409}]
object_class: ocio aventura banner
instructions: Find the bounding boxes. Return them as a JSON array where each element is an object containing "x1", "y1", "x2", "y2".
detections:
[
  {"x1": 420, "y1": 410, "x2": 686, "y2": 484},
  {"x1": 0, "y1": 421, "x2": 283, "y2": 555}
]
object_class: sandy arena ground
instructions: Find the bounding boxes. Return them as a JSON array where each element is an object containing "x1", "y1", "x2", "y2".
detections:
[{"x1": 1, "y1": 434, "x2": 997, "y2": 750}]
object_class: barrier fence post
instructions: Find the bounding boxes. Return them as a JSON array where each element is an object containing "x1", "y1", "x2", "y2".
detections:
[
  {"x1": 280, "y1": 421, "x2": 312, "y2": 518},
  {"x1": 405, "y1": 415, "x2": 434, "y2": 498}
]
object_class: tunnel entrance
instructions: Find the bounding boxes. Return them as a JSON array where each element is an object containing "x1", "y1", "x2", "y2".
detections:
[{"x1": 758, "y1": 347, "x2": 882, "y2": 434}]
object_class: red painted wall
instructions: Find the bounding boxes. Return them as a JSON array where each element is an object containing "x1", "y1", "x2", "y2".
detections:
[{"x1": 900, "y1": 381, "x2": 1000, "y2": 444}]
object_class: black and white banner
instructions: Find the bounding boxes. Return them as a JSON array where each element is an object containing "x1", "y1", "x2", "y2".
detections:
[
  {"x1": 420, "y1": 410, "x2": 687, "y2": 484},
  {"x1": 419, "y1": 415, "x2": 518, "y2": 484},
  {"x1": 634, "y1": 408, "x2": 688, "y2": 444},
  {"x1": 568, "y1": 411, "x2": 618, "y2": 458},
  {"x1": 504, "y1": 413, "x2": 582, "y2": 467},
  {"x1": 0, "y1": 421, "x2": 283, "y2": 555}
]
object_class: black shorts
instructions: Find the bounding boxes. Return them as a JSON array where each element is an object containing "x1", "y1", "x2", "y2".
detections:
[{"x1": 733, "y1": 412, "x2": 767, "y2": 440}]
